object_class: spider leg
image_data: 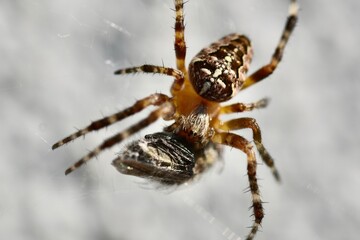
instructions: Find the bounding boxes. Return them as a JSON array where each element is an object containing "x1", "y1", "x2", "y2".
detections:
[
  {"x1": 114, "y1": 64, "x2": 185, "y2": 92},
  {"x1": 219, "y1": 98, "x2": 269, "y2": 114},
  {"x1": 52, "y1": 94, "x2": 170, "y2": 150},
  {"x1": 64, "y1": 102, "x2": 175, "y2": 175},
  {"x1": 174, "y1": 0, "x2": 186, "y2": 73},
  {"x1": 212, "y1": 132, "x2": 263, "y2": 240},
  {"x1": 219, "y1": 117, "x2": 280, "y2": 181},
  {"x1": 241, "y1": 0, "x2": 298, "y2": 90},
  {"x1": 114, "y1": 64, "x2": 183, "y2": 78}
]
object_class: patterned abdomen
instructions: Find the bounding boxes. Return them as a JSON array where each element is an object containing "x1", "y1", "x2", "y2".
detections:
[{"x1": 188, "y1": 34, "x2": 253, "y2": 102}]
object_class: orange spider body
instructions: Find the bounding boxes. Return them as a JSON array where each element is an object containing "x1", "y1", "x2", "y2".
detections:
[{"x1": 53, "y1": 1, "x2": 298, "y2": 239}]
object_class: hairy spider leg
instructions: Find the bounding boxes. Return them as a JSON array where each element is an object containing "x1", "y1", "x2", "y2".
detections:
[
  {"x1": 174, "y1": 0, "x2": 187, "y2": 73},
  {"x1": 242, "y1": 0, "x2": 298, "y2": 90},
  {"x1": 64, "y1": 102, "x2": 175, "y2": 175},
  {"x1": 114, "y1": 64, "x2": 185, "y2": 93},
  {"x1": 219, "y1": 117, "x2": 280, "y2": 181},
  {"x1": 52, "y1": 94, "x2": 170, "y2": 150},
  {"x1": 212, "y1": 132, "x2": 263, "y2": 240},
  {"x1": 219, "y1": 98, "x2": 269, "y2": 114}
]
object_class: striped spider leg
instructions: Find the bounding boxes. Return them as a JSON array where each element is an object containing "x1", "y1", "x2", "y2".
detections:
[
  {"x1": 242, "y1": 0, "x2": 299, "y2": 90},
  {"x1": 52, "y1": 0, "x2": 188, "y2": 175},
  {"x1": 219, "y1": 98, "x2": 281, "y2": 181},
  {"x1": 212, "y1": 1, "x2": 298, "y2": 239},
  {"x1": 52, "y1": 93, "x2": 174, "y2": 174}
]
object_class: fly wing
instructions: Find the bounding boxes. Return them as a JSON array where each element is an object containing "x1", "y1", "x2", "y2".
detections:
[{"x1": 112, "y1": 132, "x2": 195, "y2": 185}]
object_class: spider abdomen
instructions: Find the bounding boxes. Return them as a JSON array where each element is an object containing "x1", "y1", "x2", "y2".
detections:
[{"x1": 188, "y1": 34, "x2": 252, "y2": 102}]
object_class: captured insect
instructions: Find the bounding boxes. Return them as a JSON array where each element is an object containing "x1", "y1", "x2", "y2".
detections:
[{"x1": 52, "y1": 0, "x2": 298, "y2": 239}]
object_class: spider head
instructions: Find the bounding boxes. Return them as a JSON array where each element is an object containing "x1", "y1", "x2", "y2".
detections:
[{"x1": 174, "y1": 104, "x2": 214, "y2": 146}]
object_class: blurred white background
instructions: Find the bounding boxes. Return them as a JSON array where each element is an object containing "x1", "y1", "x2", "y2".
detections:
[{"x1": 1, "y1": 0, "x2": 359, "y2": 239}]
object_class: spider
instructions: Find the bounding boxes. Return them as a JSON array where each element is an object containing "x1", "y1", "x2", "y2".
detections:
[{"x1": 52, "y1": 0, "x2": 298, "y2": 239}]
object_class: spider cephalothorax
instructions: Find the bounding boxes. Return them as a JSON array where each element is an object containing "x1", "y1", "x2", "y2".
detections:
[{"x1": 53, "y1": 1, "x2": 298, "y2": 239}]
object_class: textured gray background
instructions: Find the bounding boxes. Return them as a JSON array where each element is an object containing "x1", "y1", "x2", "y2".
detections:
[{"x1": 1, "y1": 0, "x2": 359, "y2": 240}]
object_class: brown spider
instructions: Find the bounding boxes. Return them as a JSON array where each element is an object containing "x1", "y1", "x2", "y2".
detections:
[{"x1": 52, "y1": 0, "x2": 298, "y2": 239}]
